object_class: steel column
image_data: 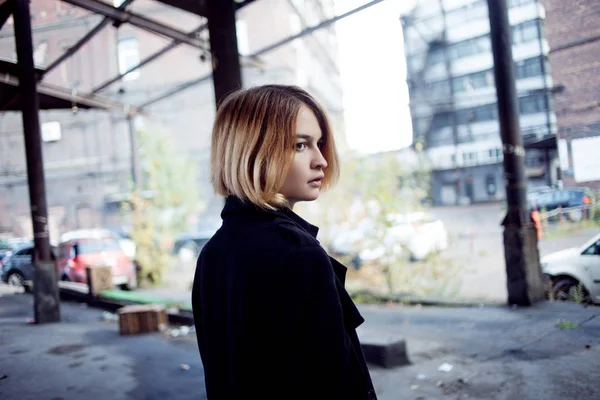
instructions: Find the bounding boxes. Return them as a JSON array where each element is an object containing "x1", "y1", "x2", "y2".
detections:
[{"x1": 14, "y1": 0, "x2": 60, "y2": 323}]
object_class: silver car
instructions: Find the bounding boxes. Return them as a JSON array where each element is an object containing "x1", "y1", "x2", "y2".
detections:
[{"x1": 541, "y1": 232, "x2": 600, "y2": 304}]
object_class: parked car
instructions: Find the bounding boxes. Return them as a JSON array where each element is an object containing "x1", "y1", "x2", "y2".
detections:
[
  {"x1": 541, "y1": 232, "x2": 600, "y2": 304},
  {"x1": 58, "y1": 230, "x2": 137, "y2": 290},
  {"x1": 329, "y1": 212, "x2": 448, "y2": 266},
  {"x1": 0, "y1": 239, "x2": 13, "y2": 263},
  {"x1": 102, "y1": 226, "x2": 137, "y2": 261},
  {"x1": 0, "y1": 242, "x2": 58, "y2": 290},
  {"x1": 172, "y1": 229, "x2": 216, "y2": 263},
  {"x1": 528, "y1": 187, "x2": 596, "y2": 222}
]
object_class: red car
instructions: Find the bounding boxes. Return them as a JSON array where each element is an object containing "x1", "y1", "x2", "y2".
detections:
[{"x1": 57, "y1": 230, "x2": 137, "y2": 290}]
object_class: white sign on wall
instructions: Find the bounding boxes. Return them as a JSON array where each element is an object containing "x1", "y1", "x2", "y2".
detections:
[
  {"x1": 571, "y1": 136, "x2": 600, "y2": 183},
  {"x1": 41, "y1": 121, "x2": 62, "y2": 142},
  {"x1": 557, "y1": 139, "x2": 569, "y2": 171}
]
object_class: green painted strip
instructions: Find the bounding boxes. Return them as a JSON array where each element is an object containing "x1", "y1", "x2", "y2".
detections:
[{"x1": 99, "y1": 289, "x2": 183, "y2": 307}]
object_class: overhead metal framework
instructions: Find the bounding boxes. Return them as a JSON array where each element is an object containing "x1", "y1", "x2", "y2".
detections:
[
  {"x1": 60, "y1": 0, "x2": 206, "y2": 48},
  {"x1": 1, "y1": 0, "x2": 385, "y2": 114}
]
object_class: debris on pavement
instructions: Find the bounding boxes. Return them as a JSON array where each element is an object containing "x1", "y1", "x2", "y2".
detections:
[
  {"x1": 179, "y1": 364, "x2": 190, "y2": 371},
  {"x1": 25, "y1": 317, "x2": 35, "y2": 324},
  {"x1": 410, "y1": 385, "x2": 420, "y2": 391},
  {"x1": 162, "y1": 325, "x2": 195, "y2": 338},
  {"x1": 180, "y1": 326, "x2": 190, "y2": 336},
  {"x1": 416, "y1": 374, "x2": 429, "y2": 381},
  {"x1": 438, "y1": 363, "x2": 453, "y2": 372},
  {"x1": 0, "y1": 374, "x2": 8, "y2": 380},
  {"x1": 101, "y1": 311, "x2": 119, "y2": 322},
  {"x1": 556, "y1": 319, "x2": 579, "y2": 329}
]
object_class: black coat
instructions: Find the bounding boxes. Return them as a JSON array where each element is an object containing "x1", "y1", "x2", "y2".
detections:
[{"x1": 192, "y1": 196, "x2": 377, "y2": 400}]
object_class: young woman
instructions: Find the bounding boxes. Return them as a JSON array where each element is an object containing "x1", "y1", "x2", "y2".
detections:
[{"x1": 192, "y1": 85, "x2": 377, "y2": 400}]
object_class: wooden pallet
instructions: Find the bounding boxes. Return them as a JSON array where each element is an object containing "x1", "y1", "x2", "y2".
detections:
[{"x1": 117, "y1": 304, "x2": 167, "y2": 335}]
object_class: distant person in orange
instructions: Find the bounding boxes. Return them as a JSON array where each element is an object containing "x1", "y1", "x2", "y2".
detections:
[{"x1": 531, "y1": 209, "x2": 542, "y2": 240}]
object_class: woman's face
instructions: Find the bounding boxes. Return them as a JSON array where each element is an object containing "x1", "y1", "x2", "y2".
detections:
[{"x1": 280, "y1": 105, "x2": 328, "y2": 208}]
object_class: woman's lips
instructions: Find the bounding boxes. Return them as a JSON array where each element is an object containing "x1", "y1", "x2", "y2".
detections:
[{"x1": 308, "y1": 178, "x2": 323, "y2": 187}]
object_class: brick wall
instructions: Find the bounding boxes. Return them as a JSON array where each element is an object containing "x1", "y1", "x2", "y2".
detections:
[{"x1": 543, "y1": 0, "x2": 600, "y2": 189}]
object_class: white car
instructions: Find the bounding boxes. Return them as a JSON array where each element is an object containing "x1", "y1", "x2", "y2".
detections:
[
  {"x1": 329, "y1": 212, "x2": 448, "y2": 265},
  {"x1": 541, "y1": 232, "x2": 600, "y2": 304}
]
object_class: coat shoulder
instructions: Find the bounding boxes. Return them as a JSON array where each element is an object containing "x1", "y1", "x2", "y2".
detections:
[{"x1": 268, "y1": 217, "x2": 319, "y2": 248}]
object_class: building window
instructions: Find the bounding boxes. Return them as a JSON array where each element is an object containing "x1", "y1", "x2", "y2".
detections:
[
  {"x1": 58, "y1": 39, "x2": 80, "y2": 86},
  {"x1": 427, "y1": 80, "x2": 450, "y2": 97},
  {"x1": 512, "y1": 20, "x2": 539, "y2": 44},
  {"x1": 33, "y1": 40, "x2": 48, "y2": 66},
  {"x1": 488, "y1": 148, "x2": 502, "y2": 162},
  {"x1": 448, "y1": 35, "x2": 491, "y2": 60},
  {"x1": 118, "y1": 37, "x2": 140, "y2": 81},
  {"x1": 509, "y1": 0, "x2": 535, "y2": 7},
  {"x1": 236, "y1": 19, "x2": 250, "y2": 56},
  {"x1": 456, "y1": 103, "x2": 497, "y2": 124},
  {"x1": 515, "y1": 57, "x2": 543, "y2": 79},
  {"x1": 428, "y1": 46, "x2": 445, "y2": 65},
  {"x1": 446, "y1": 0, "x2": 488, "y2": 26},
  {"x1": 462, "y1": 152, "x2": 478, "y2": 166},
  {"x1": 519, "y1": 93, "x2": 547, "y2": 114},
  {"x1": 452, "y1": 69, "x2": 494, "y2": 93},
  {"x1": 431, "y1": 112, "x2": 452, "y2": 130}
]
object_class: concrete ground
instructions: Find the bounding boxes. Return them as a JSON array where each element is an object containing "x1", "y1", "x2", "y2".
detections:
[{"x1": 1, "y1": 283, "x2": 599, "y2": 400}]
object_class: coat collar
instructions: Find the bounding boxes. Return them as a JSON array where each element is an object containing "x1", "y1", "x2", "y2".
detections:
[{"x1": 221, "y1": 196, "x2": 320, "y2": 238}]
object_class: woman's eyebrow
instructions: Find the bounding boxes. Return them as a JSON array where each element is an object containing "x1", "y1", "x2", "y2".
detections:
[{"x1": 296, "y1": 133, "x2": 322, "y2": 140}]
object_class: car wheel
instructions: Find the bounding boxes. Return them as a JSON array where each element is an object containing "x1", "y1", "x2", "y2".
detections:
[
  {"x1": 567, "y1": 209, "x2": 583, "y2": 222},
  {"x1": 552, "y1": 278, "x2": 590, "y2": 303},
  {"x1": 7, "y1": 272, "x2": 25, "y2": 289},
  {"x1": 120, "y1": 276, "x2": 138, "y2": 291}
]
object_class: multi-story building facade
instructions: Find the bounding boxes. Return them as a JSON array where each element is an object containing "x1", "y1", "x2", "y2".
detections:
[
  {"x1": 402, "y1": 0, "x2": 558, "y2": 206},
  {"x1": 0, "y1": 0, "x2": 344, "y2": 237},
  {"x1": 543, "y1": 0, "x2": 600, "y2": 190}
]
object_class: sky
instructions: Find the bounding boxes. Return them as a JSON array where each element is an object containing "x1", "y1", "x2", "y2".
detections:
[{"x1": 334, "y1": 0, "x2": 416, "y2": 154}]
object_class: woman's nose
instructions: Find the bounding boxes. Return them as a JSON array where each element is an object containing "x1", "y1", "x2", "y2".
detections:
[{"x1": 312, "y1": 149, "x2": 328, "y2": 169}]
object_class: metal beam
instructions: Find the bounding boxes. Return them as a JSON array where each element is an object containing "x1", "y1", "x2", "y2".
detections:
[
  {"x1": 1, "y1": 72, "x2": 139, "y2": 111},
  {"x1": 0, "y1": 0, "x2": 14, "y2": 31},
  {"x1": 249, "y1": 0, "x2": 385, "y2": 59},
  {"x1": 61, "y1": 0, "x2": 206, "y2": 49},
  {"x1": 43, "y1": 0, "x2": 135, "y2": 77},
  {"x1": 139, "y1": 0, "x2": 385, "y2": 109},
  {"x1": 154, "y1": 0, "x2": 256, "y2": 17},
  {"x1": 139, "y1": 74, "x2": 212, "y2": 109},
  {"x1": 92, "y1": 22, "x2": 207, "y2": 94}
]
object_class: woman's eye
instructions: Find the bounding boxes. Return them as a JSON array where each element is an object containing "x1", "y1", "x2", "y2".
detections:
[
  {"x1": 296, "y1": 142, "x2": 307, "y2": 151},
  {"x1": 317, "y1": 141, "x2": 324, "y2": 149}
]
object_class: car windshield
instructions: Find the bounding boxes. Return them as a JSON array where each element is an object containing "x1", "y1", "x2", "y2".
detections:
[{"x1": 75, "y1": 239, "x2": 122, "y2": 255}]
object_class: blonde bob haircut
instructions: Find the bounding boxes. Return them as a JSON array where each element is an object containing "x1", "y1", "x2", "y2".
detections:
[{"x1": 210, "y1": 84, "x2": 339, "y2": 209}]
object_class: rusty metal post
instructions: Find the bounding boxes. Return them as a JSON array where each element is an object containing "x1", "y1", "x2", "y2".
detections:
[
  {"x1": 14, "y1": 0, "x2": 60, "y2": 322},
  {"x1": 488, "y1": 0, "x2": 545, "y2": 306}
]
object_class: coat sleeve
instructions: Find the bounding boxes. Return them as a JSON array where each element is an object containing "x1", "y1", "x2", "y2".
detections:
[{"x1": 273, "y1": 244, "x2": 368, "y2": 399}]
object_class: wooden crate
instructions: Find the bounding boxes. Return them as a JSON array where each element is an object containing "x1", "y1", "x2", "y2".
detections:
[
  {"x1": 117, "y1": 304, "x2": 167, "y2": 335},
  {"x1": 86, "y1": 265, "x2": 113, "y2": 296}
]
